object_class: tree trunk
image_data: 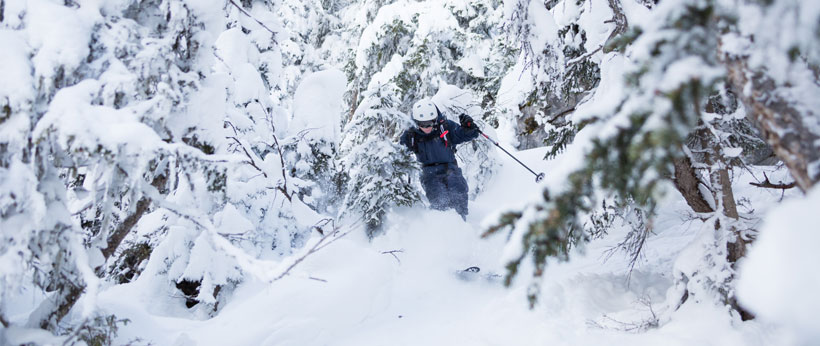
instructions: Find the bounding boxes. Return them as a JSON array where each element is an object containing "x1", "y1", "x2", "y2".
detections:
[
  {"x1": 724, "y1": 56, "x2": 820, "y2": 192},
  {"x1": 35, "y1": 172, "x2": 167, "y2": 330},
  {"x1": 672, "y1": 156, "x2": 714, "y2": 213},
  {"x1": 676, "y1": 134, "x2": 755, "y2": 320},
  {"x1": 603, "y1": 0, "x2": 628, "y2": 53},
  {"x1": 101, "y1": 173, "x2": 167, "y2": 259}
]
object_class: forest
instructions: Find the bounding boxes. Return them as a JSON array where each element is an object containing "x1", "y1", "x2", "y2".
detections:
[{"x1": 0, "y1": 0, "x2": 818, "y2": 344}]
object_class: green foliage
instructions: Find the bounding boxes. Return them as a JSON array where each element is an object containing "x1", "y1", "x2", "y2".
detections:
[
  {"x1": 110, "y1": 242, "x2": 152, "y2": 284},
  {"x1": 63, "y1": 314, "x2": 130, "y2": 346},
  {"x1": 543, "y1": 124, "x2": 576, "y2": 160},
  {"x1": 338, "y1": 82, "x2": 422, "y2": 236},
  {"x1": 560, "y1": 24, "x2": 601, "y2": 95},
  {"x1": 182, "y1": 134, "x2": 215, "y2": 155},
  {"x1": 704, "y1": 90, "x2": 769, "y2": 166}
]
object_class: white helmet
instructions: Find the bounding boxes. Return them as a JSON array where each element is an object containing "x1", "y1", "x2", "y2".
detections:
[{"x1": 412, "y1": 99, "x2": 438, "y2": 122}]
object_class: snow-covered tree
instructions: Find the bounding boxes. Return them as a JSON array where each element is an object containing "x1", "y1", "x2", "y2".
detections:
[
  {"x1": 338, "y1": 0, "x2": 507, "y2": 232},
  {"x1": 487, "y1": 0, "x2": 820, "y2": 316},
  {"x1": 496, "y1": 0, "x2": 609, "y2": 151},
  {"x1": 0, "y1": 0, "x2": 319, "y2": 339},
  {"x1": 338, "y1": 82, "x2": 420, "y2": 236},
  {"x1": 283, "y1": 69, "x2": 348, "y2": 214},
  {"x1": 0, "y1": 0, "x2": 234, "y2": 331}
]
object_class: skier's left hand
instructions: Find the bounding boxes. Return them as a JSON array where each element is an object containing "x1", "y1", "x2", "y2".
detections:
[{"x1": 459, "y1": 114, "x2": 478, "y2": 130}]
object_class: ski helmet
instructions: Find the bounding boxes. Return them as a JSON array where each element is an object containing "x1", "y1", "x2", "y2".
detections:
[{"x1": 412, "y1": 99, "x2": 438, "y2": 122}]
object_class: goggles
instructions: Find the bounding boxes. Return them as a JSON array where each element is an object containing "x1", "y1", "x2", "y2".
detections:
[{"x1": 415, "y1": 120, "x2": 436, "y2": 128}]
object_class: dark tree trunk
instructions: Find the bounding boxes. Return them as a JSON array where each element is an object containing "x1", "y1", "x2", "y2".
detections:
[
  {"x1": 37, "y1": 172, "x2": 167, "y2": 330},
  {"x1": 675, "y1": 138, "x2": 755, "y2": 320},
  {"x1": 672, "y1": 156, "x2": 714, "y2": 213},
  {"x1": 101, "y1": 173, "x2": 167, "y2": 259}
]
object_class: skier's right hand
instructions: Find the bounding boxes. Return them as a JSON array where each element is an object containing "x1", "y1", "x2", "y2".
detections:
[{"x1": 459, "y1": 114, "x2": 478, "y2": 131}]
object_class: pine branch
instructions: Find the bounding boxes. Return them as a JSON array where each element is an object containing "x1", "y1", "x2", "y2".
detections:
[{"x1": 39, "y1": 171, "x2": 168, "y2": 329}]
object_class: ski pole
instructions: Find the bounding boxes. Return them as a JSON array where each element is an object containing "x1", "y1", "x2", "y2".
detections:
[{"x1": 479, "y1": 130, "x2": 545, "y2": 183}]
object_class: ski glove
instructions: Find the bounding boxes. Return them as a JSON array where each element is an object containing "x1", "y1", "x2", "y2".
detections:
[{"x1": 459, "y1": 114, "x2": 478, "y2": 131}]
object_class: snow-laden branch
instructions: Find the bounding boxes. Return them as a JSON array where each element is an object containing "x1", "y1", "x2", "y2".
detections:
[{"x1": 227, "y1": 0, "x2": 279, "y2": 42}]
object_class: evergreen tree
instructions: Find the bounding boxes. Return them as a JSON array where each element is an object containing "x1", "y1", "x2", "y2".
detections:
[
  {"x1": 486, "y1": 0, "x2": 819, "y2": 316},
  {"x1": 338, "y1": 0, "x2": 506, "y2": 232},
  {"x1": 497, "y1": 0, "x2": 605, "y2": 151},
  {"x1": 0, "y1": 0, "x2": 310, "y2": 335},
  {"x1": 338, "y1": 83, "x2": 420, "y2": 236}
]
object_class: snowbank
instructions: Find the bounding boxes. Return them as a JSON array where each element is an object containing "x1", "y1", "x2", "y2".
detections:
[{"x1": 737, "y1": 185, "x2": 820, "y2": 344}]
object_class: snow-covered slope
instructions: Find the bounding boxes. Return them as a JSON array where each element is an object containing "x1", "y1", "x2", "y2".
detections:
[{"x1": 93, "y1": 145, "x2": 793, "y2": 345}]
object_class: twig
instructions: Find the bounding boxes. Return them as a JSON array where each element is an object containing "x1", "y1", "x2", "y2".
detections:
[
  {"x1": 227, "y1": 0, "x2": 278, "y2": 42},
  {"x1": 261, "y1": 102, "x2": 292, "y2": 201},
  {"x1": 272, "y1": 218, "x2": 358, "y2": 282},
  {"x1": 381, "y1": 249, "x2": 404, "y2": 264},
  {"x1": 227, "y1": 136, "x2": 268, "y2": 178}
]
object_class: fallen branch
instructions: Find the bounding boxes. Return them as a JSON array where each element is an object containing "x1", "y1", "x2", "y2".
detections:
[{"x1": 749, "y1": 172, "x2": 796, "y2": 190}]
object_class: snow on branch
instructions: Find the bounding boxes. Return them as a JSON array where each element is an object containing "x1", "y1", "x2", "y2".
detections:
[
  {"x1": 227, "y1": 0, "x2": 279, "y2": 42},
  {"x1": 271, "y1": 218, "x2": 360, "y2": 282}
]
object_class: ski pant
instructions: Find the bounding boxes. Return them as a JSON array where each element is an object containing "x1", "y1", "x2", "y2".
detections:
[{"x1": 420, "y1": 163, "x2": 469, "y2": 218}]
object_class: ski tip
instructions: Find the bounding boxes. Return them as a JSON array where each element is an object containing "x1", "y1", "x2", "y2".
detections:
[{"x1": 463, "y1": 266, "x2": 480, "y2": 273}]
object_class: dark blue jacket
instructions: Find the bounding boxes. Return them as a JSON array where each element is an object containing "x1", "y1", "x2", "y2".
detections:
[{"x1": 399, "y1": 119, "x2": 479, "y2": 166}]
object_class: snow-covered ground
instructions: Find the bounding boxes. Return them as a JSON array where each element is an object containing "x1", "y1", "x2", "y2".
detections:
[{"x1": 74, "y1": 145, "x2": 798, "y2": 345}]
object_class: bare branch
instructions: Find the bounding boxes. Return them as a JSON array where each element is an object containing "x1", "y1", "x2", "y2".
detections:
[
  {"x1": 227, "y1": 0, "x2": 278, "y2": 42},
  {"x1": 381, "y1": 249, "x2": 404, "y2": 264},
  {"x1": 227, "y1": 136, "x2": 268, "y2": 178},
  {"x1": 261, "y1": 103, "x2": 292, "y2": 201},
  {"x1": 272, "y1": 218, "x2": 361, "y2": 282},
  {"x1": 749, "y1": 172, "x2": 796, "y2": 190}
]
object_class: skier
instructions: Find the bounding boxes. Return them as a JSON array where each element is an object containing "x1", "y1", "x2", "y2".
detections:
[{"x1": 399, "y1": 98, "x2": 480, "y2": 219}]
